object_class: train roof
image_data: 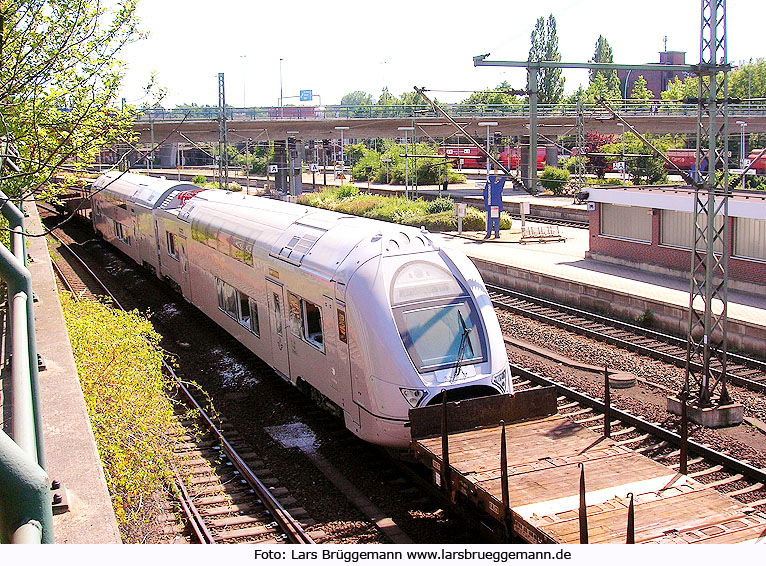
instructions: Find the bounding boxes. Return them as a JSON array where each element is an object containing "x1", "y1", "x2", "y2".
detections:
[
  {"x1": 177, "y1": 189, "x2": 440, "y2": 280},
  {"x1": 92, "y1": 171, "x2": 199, "y2": 209}
]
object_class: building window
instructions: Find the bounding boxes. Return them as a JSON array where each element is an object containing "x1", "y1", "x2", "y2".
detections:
[
  {"x1": 734, "y1": 217, "x2": 766, "y2": 261},
  {"x1": 600, "y1": 203, "x2": 651, "y2": 243},
  {"x1": 287, "y1": 292, "x2": 324, "y2": 352},
  {"x1": 660, "y1": 209, "x2": 724, "y2": 254},
  {"x1": 166, "y1": 231, "x2": 178, "y2": 260}
]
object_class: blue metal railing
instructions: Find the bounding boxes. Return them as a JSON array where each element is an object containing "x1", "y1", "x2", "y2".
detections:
[{"x1": 135, "y1": 102, "x2": 766, "y2": 123}]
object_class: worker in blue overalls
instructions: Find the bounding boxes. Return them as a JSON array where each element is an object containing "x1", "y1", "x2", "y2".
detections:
[{"x1": 483, "y1": 174, "x2": 506, "y2": 239}]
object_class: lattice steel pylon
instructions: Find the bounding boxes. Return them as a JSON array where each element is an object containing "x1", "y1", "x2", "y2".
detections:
[
  {"x1": 683, "y1": 0, "x2": 732, "y2": 408},
  {"x1": 218, "y1": 72, "x2": 229, "y2": 190}
]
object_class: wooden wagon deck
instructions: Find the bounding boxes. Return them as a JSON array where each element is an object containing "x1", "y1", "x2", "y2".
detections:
[{"x1": 409, "y1": 388, "x2": 766, "y2": 544}]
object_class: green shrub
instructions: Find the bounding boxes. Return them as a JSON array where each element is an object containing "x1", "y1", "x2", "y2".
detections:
[
  {"x1": 192, "y1": 174, "x2": 207, "y2": 185},
  {"x1": 61, "y1": 295, "x2": 185, "y2": 542},
  {"x1": 539, "y1": 166, "x2": 571, "y2": 194},
  {"x1": 426, "y1": 196, "x2": 455, "y2": 214},
  {"x1": 336, "y1": 184, "x2": 360, "y2": 199}
]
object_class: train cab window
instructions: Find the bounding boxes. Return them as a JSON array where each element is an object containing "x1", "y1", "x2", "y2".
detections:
[
  {"x1": 391, "y1": 261, "x2": 486, "y2": 372},
  {"x1": 166, "y1": 231, "x2": 178, "y2": 260}
]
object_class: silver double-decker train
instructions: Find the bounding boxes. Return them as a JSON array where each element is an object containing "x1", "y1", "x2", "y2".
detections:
[{"x1": 91, "y1": 171, "x2": 512, "y2": 447}]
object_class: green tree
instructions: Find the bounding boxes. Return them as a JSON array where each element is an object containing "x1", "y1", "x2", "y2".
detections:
[
  {"x1": 340, "y1": 90, "x2": 374, "y2": 105},
  {"x1": 728, "y1": 58, "x2": 766, "y2": 99},
  {"x1": 589, "y1": 36, "x2": 620, "y2": 95},
  {"x1": 601, "y1": 133, "x2": 682, "y2": 185},
  {"x1": 377, "y1": 87, "x2": 398, "y2": 105},
  {"x1": 460, "y1": 81, "x2": 521, "y2": 106},
  {"x1": 630, "y1": 76, "x2": 654, "y2": 100},
  {"x1": 1, "y1": 0, "x2": 146, "y2": 199},
  {"x1": 585, "y1": 73, "x2": 622, "y2": 103},
  {"x1": 528, "y1": 14, "x2": 565, "y2": 105}
]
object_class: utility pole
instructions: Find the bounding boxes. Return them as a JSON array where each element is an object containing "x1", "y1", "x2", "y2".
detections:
[
  {"x1": 218, "y1": 72, "x2": 228, "y2": 190},
  {"x1": 473, "y1": 0, "x2": 740, "y2": 424},
  {"x1": 683, "y1": 0, "x2": 737, "y2": 420}
]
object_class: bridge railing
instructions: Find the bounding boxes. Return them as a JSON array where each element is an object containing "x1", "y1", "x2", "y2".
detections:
[
  {"x1": 135, "y1": 102, "x2": 766, "y2": 123},
  {"x1": 0, "y1": 190, "x2": 53, "y2": 544}
]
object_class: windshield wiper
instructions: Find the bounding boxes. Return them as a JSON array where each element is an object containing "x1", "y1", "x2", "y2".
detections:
[{"x1": 449, "y1": 311, "x2": 472, "y2": 383}]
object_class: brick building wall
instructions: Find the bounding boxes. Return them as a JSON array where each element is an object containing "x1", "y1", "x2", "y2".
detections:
[{"x1": 588, "y1": 204, "x2": 766, "y2": 286}]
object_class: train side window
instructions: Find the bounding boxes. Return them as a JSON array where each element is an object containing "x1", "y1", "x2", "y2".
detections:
[
  {"x1": 273, "y1": 293, "x2": 283, "y2": 336},
  {"x1": 216, "y1": 278, "x2": 237, "y2": 318},
  {"x1": 288, "y1": 293, "x2": 302, "y2": 337},
  {"x1": 237, "y1": 292, "x2": 251, "y2": 329},
  {"x1": 166, "y1": 231, "x2": 178, "y2": 260},
  {"x1": 303, "y1": 300, "x2": 323, "y2": 351},
  {"x1": 337, "y1": 309, "x2": 347, "y2": 344},
  {"x1": 248, "y1": 297, "x2": 260, "y2": 337}
]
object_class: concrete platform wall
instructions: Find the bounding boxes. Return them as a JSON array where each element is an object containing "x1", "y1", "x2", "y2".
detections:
[{"x1": 472, "y1": 256, "x2": 766, "y2": 358}]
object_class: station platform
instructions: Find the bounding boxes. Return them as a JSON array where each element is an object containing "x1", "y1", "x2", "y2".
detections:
[
  {"x1": 16, "y1": 201, "x2": 119, "y2": 542},
  {"x1": 431, "y1": 222, "x2": 766, "y2": 357}
]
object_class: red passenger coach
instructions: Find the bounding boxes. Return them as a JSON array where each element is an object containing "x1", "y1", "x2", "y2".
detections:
[{"x1": 439, "y1": 146, "x2": 486, "y2": 168}]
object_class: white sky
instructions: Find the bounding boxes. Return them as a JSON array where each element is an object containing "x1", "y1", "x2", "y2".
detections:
[{"x1": 116, "y1": 0, "x2": 764, "y2": 108}]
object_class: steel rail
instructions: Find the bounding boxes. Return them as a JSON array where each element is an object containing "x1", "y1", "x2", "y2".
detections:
[
  {"x1": 46, "y1": 225, "x2": 314, "y2": 544},
  {"x1": 509, "y1": 361, "x2": 766, "y2": 486},
  {"x1": 489, "y1": 284, "x2": 766, "y2": 394}
]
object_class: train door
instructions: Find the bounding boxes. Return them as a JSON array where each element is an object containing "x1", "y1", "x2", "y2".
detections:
[
  {"x1": 323, "y1": 296, "x2": 359, "y2": 426},
  {"x1": 266, "y1": 280, "x2": 291, "y2": 381}
]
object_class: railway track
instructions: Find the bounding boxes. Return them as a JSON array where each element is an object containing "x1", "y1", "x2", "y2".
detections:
[
  {"x1": 47, "y1": 223, "x2": 318, "y2": 544},
  {"x1": 489, "y1": 284, "x2": 766, "y2": 394},
  {"x1": 508, "y1": 364, "x2": 766, "y2": 512}
]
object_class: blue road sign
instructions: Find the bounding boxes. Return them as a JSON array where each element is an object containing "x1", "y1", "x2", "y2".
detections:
[{"x1": 300, "y1": 90, "x2": 312, "y2": 102}]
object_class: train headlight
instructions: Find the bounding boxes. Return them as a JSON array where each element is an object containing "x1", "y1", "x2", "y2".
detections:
[
  {"x1": 492, "y1": 369, "x2": 508, "y2": 393},
  {"x1": 400, "y1": 388, "x2": 427, "y2": 408}
]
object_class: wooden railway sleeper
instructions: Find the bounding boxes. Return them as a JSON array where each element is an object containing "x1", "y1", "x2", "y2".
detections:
[
  {"x1": 689, "y1": 465, "x2": 723, "y2": 478},
  {"x1": 702, "y1": 474, "x2": 745, "y2": 489},
  {"x1": 727, "y1": 482, "x2": 764, "y2": 497}
]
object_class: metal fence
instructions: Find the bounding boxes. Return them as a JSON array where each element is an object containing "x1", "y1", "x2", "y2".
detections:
[{"x1": 135, "y1": 102, "x2": 766, "y2": 123}]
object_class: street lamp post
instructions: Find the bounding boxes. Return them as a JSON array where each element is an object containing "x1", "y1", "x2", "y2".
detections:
[
  {"x1": 736, "y1": 120, "x2": 748, "y2": 189},
  {"x1": 245, "y1": 137, "x2": 251, "y2": 194},
  {"x1": 240, "y1": 55, "x2": 247, "y2": 112},
  {"x1": 335, "y1": 126, "x2": 349, "y2": 184},
  {"x1": 621, "y1": 123, "x2": 626, "y2": 185},
  {"x1": 478, "y1": 122, "x2": 498, "y2": 182},
  {"x1": 279, "y1": 58, "x2": 284, "y2": 119},
  {"x1": 287, "y1": 130, "x2": 299, "y2": 195},
  {"x1": 398, "y1": 126, "x2": 414, "y2": 198}
]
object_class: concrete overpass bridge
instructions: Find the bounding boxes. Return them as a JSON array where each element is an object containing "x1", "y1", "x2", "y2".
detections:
[{"x1": 133, "y1": 103, "x2": 766, "y2": 145}]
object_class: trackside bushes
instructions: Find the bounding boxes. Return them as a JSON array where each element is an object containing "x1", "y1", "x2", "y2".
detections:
[{"x1": 60, "y1": 294, "x2": 182, "y2": 542}]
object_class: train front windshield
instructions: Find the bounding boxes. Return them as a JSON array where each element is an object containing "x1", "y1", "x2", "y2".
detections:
[{"x1": 391, "y1": 261, "x2": 486, "y2": 373}]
